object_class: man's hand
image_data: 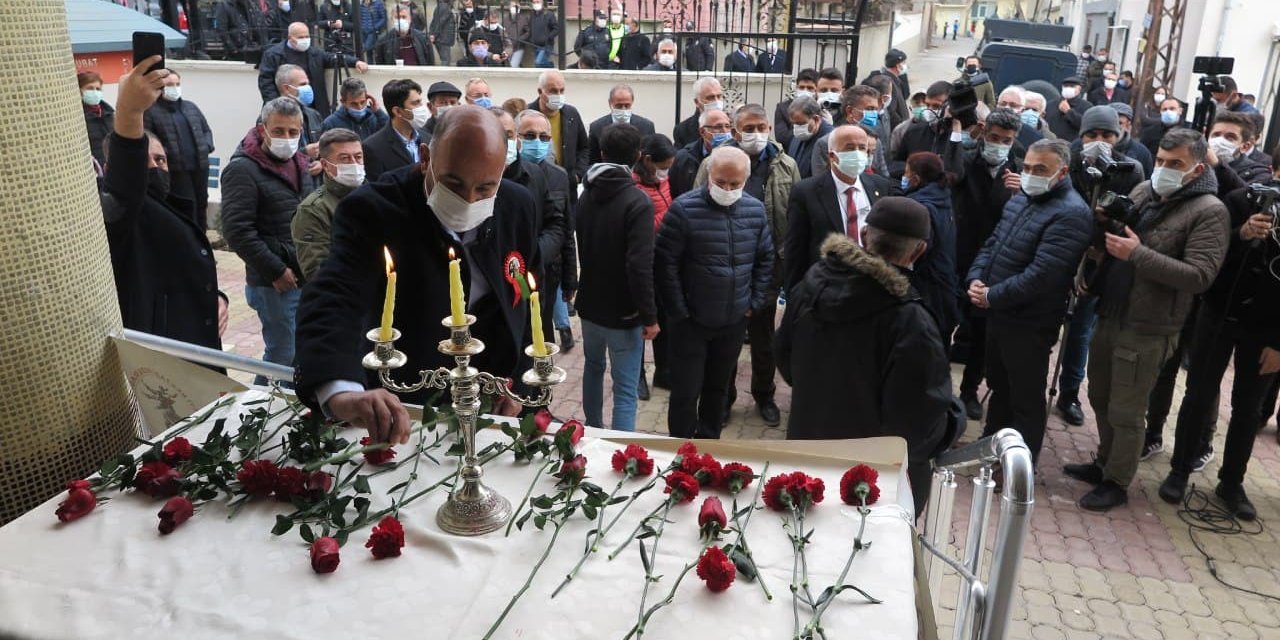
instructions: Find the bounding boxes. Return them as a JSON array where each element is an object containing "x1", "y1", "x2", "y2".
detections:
[
  {"x1": 308, "y1": 160, "x2": 324, "y2": 176},
  {"x1": 332, "y1": 19, "x2": 343, "y2": 29},
  {"x1": 305, "y1": 142, "x2": 320, "y2": 158},
  {"x1": 1261, "y1": 347, "x2": 1280, "y2": 375},
  {"x1": 1002, "y1": 169, "x2": 1020, "y2": 192},
  {"x1": 217, "y1": 295, "x2": 229, "y2": 337},
  {"x1": 114, "y1": 56, "x2": 168, "y2": 139},
  {"x1": 366, "y1": 94, "x2": 379, "y2": 110},
  {"x1": 1205, "y1": 146, "x2": 1220, "y2": 167},
  {"x1": 1058, "y1": 99, "x2": 1070, "y2": 114},
  {"x1": 355, "y1": 60, "x2": 369, "y2": 73},
  {"x1": 1104, "y1": 226, "x2": 1141, "y2": 261},
  {"x1": 273, "y1": 267, "x2": 299, "y2": 292},
  {"x1": 968, "y1": 280, "x2": 989, "y2": 309},
  {"x1": 642, "y1": 323, "x2": 660, "y2": 340},
  {"x1": 1074, "y1": 273, "x2": 1090, "y2": 297},
  {"x1": 1240, "y1": 213, "x2": 1273, "y2": 241},
  {"x1": 327, "y1": 389, "x2": 411, "y2": 444},
  {"x1": 951, "y1": 117, "x2": 963, "y2": 133},
  {"x1": 493, "y1": 395, "x2": 521, "y2": 417}
]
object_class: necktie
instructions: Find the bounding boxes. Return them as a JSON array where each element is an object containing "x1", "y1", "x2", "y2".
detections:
[{"x1": 845, "y1": 186, "x2": 859, "y2": 242}]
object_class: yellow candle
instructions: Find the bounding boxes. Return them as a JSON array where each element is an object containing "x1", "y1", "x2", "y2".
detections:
[
  {"x1": 528, "y1": 272, "x2": 548, "y2": 356},
  {"x1": 448, "y1": 247, "x2": 466, "y2": 326},
  {"x1": 379, "y1": 247, "x2": 396, "y2": 341}
]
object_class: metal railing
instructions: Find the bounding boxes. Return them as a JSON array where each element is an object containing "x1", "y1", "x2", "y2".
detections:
[
  {"x1": 919, "y1": 428, "x2": 1034, "y2": 640},
  {"x1": 120, "y1": 329, "x2": 294, "y2": 381}
]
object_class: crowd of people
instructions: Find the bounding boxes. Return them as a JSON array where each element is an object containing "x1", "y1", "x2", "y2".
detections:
[{"x1": 88, "y1": 28, "x2": 1279, "y2": 520}]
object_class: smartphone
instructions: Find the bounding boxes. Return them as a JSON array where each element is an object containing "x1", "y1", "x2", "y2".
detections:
[{"x1": 132, "y1": 31, "x2": 166, "y2": 74}]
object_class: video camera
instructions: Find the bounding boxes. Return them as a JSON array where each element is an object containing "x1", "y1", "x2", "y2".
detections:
[
  {"x1": 1084, "y1": 156, "x2": 1141, "y2": 234},
  {"x1": 1245, "y1": 183, "x2": 1280, "y2": 212},
  {"x1": 1191, "y1": 56, "x2": 1235, "y2": 135},
  {"x1": 947, "y1": 77, "x2": 981, "y2": 129}
]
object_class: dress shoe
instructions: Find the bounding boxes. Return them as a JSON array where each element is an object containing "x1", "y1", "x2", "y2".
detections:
[
  {"x1": 1079, "y1": 481, "x2": 1128, "y2": 512},
  {"x1": 1215, "y1": 483, "x2": 1257, "y2": 521},
  {"x1": 1056, "y1": 398, "x2": 1085, "y2": 426},
  {"x1": 961, "y1": 394, "x2": 983, "y2": 420},
  {"x1": 1062, "y1": 461, "x2": 1104, "y2": 484},
  {"x1": 757, "y1": 399, "x2": 781, "y2": 427},
  {"x1": 637, "y1": 371, "x2": 651, "y2": 401},
  {"x1": 558, "y1": 327, "x2": 575, "y2": 352},
  {"x1": 1158, "y1": 472, "x2": 1188, "y2": 504}
]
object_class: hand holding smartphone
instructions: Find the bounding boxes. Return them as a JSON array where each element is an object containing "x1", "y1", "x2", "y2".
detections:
[{"x1": 132, "y1": 31, "x2": 166, "y2": 74}]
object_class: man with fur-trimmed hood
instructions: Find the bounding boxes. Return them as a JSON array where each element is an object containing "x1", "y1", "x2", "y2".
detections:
[{"x1": 776, "y1": 197, "x2": 952, "y2": 515}]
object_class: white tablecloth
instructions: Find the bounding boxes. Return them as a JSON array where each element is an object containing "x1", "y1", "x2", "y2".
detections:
[{"x1": 0, "y1": 391, "x2": 921, "y2": 639}]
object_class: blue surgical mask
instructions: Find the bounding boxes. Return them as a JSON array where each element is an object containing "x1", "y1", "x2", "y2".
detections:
[
  {"x1": 1020, "y1": 110, "x2": 1040, "y2": 128},
  {"x1": 348, "y1": 105, "x2": 369, "y2": 117},
  {"x1": 296, "y1": 84, "x2": 314, "y2": 106},
  {"x1": 473, "y1": 96, "x2": 493, "y2": 108},
  {"x1": 520, "y1": 138, "x2": 550, "y2": 163},
  {"x1": 505, "y1": 139, "x2": 518, "y2": 165},
  {"x1": 472, "y1": 45, "x2": 489, "y2": 58},
  {"x1": 1160, "y1": 110, "x2": 1180, "y2": 126},
  {"x1": 860, "y1": 111, "x2": 879, "y2": 128},
  {"x1": 899, "y1": 176, "x2": 911, "y2": 191},
  {"x1": 711, "y1": 132, "x2": 733, "y2": 147}
]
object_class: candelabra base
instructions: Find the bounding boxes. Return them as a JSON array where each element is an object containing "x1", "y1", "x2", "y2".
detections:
[{"x1": 436, "y1": 466, "x2": 512, "y2": 536}]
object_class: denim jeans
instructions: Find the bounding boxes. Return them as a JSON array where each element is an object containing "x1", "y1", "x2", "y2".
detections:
[
  {"x1": 434, "y1": 43, "x2": 452, "y2": 65},
  {"x1": 509, "y1": 46, "x2": 525, "y2": 68},
  {"x1": 581, "y1": 320, "x2": 644, "y2": 431},
  {"x1": 244, "y1": 285, "x2": 300, "y2": 386},
  {"x1": 553, "y1": 286, "x2": 571, "y2": 330},
  {"x1": 1057, "y1": 294, "x2": 1098, "y2": 401},
  {"x1": 534, "y1": 46, "x2": 554, "y2": 67}
]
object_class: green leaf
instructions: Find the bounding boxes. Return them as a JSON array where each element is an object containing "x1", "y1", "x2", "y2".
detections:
[
  {"x1": 534, "y1": 513, "x2": 548, "y2": 530},
  {"x1": 353, "y1": 475, "x2": 372, "y2": 494},
  {"x1": 531, "y1": 495, "x2": 555, "y2": 509},
  {"x1": 271, "y1": 515, "x2": 293, "y2": 536},
  {"x1": 335, "y1": 529, "x2": 350, "y2": 546},
  {"x1": 639, "y1": 540, "x2": 652, "y2": 575},
  {"x1": 729, "y1": 545, "x2": 758, "y2": 581},
  {"x1": 99, "y1": 457, "x2": 120, "y2": 477},
  {"x1": 582, "y1": 503, "x2": 598, "y2": 521},
  {"x1": 516, "y1": 510, "x2": 533, "y2": 531},
  {"x1": 300, "y1": 524, "x2": 315, "y2": 543},
  {"x1": 446, "y1": 442, "x2": 466, "y2": 457}
]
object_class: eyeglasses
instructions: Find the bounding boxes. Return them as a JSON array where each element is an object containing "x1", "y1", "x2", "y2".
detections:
[
  {"x1": 520, "y1": 132, "x2": 552, "y2": 142},
  {"x1": 702, "y1": 123, "x2": 732, "y2": 132}
]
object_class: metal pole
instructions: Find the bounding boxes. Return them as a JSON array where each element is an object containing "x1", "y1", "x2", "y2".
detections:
[
  {"x1": 954, "y1": 464, "x2": 995, "y2": 640},
  {"x1": 557, "y1": 0, "x2": 568, "y2": 68},
  {"x1": 924, "y1": 468, "x2": 957, "y2": 598},
  {"x1": 980, "y1": 430, "x2": 1035, "y2": 640},
  {"x1": 120, "y1": 329, "x2": 295, "y2": 381},
  {"x1": 846, "y1": 0, "x2": 871, "y2": 89}
]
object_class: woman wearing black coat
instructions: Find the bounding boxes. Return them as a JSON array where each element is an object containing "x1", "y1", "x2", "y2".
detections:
[
  {"x1": 902, "y1": 151, "x2": 959, "y2": 344},
  {"x1": 79, "y1": 71, "x2": 114, "y2": 166}
]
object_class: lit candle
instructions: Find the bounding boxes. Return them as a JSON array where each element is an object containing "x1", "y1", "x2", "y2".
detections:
[
  {"x1": 379, "y1": 247, "x2": 396, "y2": 342},
  {"x1": 528, "y1": 272, "x2": 548, "y2": 357},
  {"x1": 448, "y1": 247, "x2": 466, "y2": 326}
]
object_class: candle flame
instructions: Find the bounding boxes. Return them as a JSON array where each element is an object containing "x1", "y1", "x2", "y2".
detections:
[
  {"x1": 527, "y1": 272, "x2": 537, "y2": 292},
  {"x1": 383, "y1": 246, "x2": 394, "y2": 275},
  {"x1": 448, "y1": 246, "x2": 457, "y2": 261}
]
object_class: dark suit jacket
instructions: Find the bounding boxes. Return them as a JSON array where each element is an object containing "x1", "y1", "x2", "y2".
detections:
[
  {"x1": 783, "y1": 170, "x2": 894, "y2": 291},
  {"x1": 528, "y1": 98, "x2": 590, "y2": 185},
  {"x1": 1085, "y1": 85, "x2": 1131, "y2": 107},
  {"x1": 362, "y1": 124, "x2": 423, "y2": 182},
  {"x1": 587, "y1": 113, "x2": 656, "y2": 165},
  {"x1": 724, "y1": 49, "x2": 754, "y2": 72},
  {"x1": 295, "y1": 165, "x2": 540, "y2": 407},
  {"x1": 755, "y1": 50, "x2": 786, "y2": 73},
  {"x1": 372, "y1": 29, "x2": 436, "y2": 65},
  {"x1": 673, "y1": 113, "x2": 700, "y2": 149}
]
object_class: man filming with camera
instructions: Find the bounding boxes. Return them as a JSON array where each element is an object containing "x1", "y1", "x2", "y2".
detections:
[
  {"x1": 1155, "y1": 150, "x2": 1280, "y2": 519},
  {"x1": 1063, "y1": 129, "x2": 1230, "y2": 512}
]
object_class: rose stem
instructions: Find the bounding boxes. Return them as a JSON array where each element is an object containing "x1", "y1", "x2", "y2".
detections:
[
  {"x1": 804, "y1": 503, "x2": 875, "y2": 636},
  {"x1": 551, "y1": 475, "x2": 628, "y2": 598},
  {"x1": 729, "y1": 461, "x2": 772, "y2": 601},
  {"x1": 482, "y1": 484, "x2": 578, "y2": 640},
  {"x1": 608, "y1": 498, "x2": 668, "y2": 560},
  {"x1": 633, "y1": 500, "x2": 674, "y2": 636},
  {"x1": 505, "y1": 458, "x2": 554, "y2": 536}
]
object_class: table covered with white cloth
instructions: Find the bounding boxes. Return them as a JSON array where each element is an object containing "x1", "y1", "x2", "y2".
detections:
[{"x1": 0, "y1": 391, "x2": 927, "y2": 639}]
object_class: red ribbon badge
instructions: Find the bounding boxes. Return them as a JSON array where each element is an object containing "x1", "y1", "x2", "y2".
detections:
[{"x1": 504, "y1": 251, "x2": 527, "y2": 307}]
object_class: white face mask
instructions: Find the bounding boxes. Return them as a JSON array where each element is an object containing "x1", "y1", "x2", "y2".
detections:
[
  {"x1": 427, "y1": 167, "x2": 497, "y2": 233},
  {"x1": 532, "y1": 2, "x2": 542, "y2": 9},
  {"x1": 1153, "y1": 93, "x2": 1167, "y2": 104},
  {"x1": 738, "y1": 132, "x2": 768, "y2": 154},
  {"x1": 595, "y1": 18, "x2": 606, "y2": 28},
  {"x1": 505, "y1": 138, "x2": 518, "y2": 165},
  {"x1": 162, "y1": 85, "x2": 182, "y2": 102},
  {"x1": 545, "y1": 94, "x2": 565, "y2": 111},
  {"x1": 793, "y1": 89, "x2": 814, "y2": 100},
  {"x1": 292, "y1": 37, "x2": 311, "y2": 52},
  {"x1": 1082, "y1": 140, "x2": 1113, "y2": 162},
  {"x1": 611, "y1": 108, "x2": 632, "y2": 123},
  {"x1": 981, "y1": 142, "x2": 1011, "y2": 166},
  {"x1": 702, "y1": 99, "x2": 724, "y2": 112},
  {"x1": 1209, "y1": 136, "x2": 1239, "y2": 161},
  {"x1": 833, "y1": 150, "x2": 868, "y2": 177},
  {"x1": 1021, "y1": 172, "x2": 1054, "y2": 197},
  {"x1": 1061, "y1": 86, "x2": 1079, "y2": 99},
  {"x1": 818, "y1": 91, "x2": 841, "y2": 106},
  {"x1": 792, "y1": 122, "x2": 814, "y2": 141},
  {"x1": 1104, "y1": 78, "x2": 1118, "y2": 90},
  {"x1": 331, "y1": 162, "x2": 366, "y2": 187},
  {"x1": 266, "y1": 133, "x2": 300, "y2": 159},
  {"x1": 406, "y1": 105, "x2": 430, "y2": 128},
  {"x1": 396, "y1": 18, "x2": 410, "y2": 32},
  {"x1": 709, "y1": 183, "x2": 743, "y2": 207},
  {"x1": 654, "y1": 167, "x2": 669, "y2": 181},
  {"x1": 658, "y1": 53, "x2": 675, "y2": 67},
  {"x1": 1151, "y1": 166, "x2": 1192, "y2": 197}
]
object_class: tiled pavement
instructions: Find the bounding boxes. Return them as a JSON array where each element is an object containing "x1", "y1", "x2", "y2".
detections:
[{"x1": 214, "y1": 248, "x2": 1280, "y2": 637}]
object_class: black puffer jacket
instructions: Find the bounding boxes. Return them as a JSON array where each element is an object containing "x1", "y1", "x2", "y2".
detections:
[
  {"x1": 906, "y1": 181, "x2": 959, "y2": 335},
  {"x1": 655, "y1": 187, "x2": 774, "y2": 329},
  {"x1": 967, "y1": 175, "x2": 1094, "y2": 328},
  {"x1": 144, "y1": 98, "x2": 214, "y2": 174},
  {"x1": 220, "y1": 127, "x2": 309, "y2": 287},
  {"x1": 1212, "y1": 184, "x2": 1280, "y2": 347},
  {"x1": 83, "y1": 102, "x2": 115, "y2": 165},
  {"x1": 576, "y1": 163, "x2": 657, "y2": 329}
]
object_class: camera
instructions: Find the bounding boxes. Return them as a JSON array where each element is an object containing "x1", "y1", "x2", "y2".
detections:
[
  {"x1": 948, "y1": 78, "x2": 980, "y2": 129},
  {"x1": 1096, "y1": 191, "x2": 1139, "y2": 235},
  {"x1": 1245, "y1": 183, "x2": 1280, "y2": 212},
  {"x1": 1082, "y1": 155, "x2": 1139, "y2": 191},
  {"x1": 1191, "y1": 56, "x2": 1236, "y2": 135}
]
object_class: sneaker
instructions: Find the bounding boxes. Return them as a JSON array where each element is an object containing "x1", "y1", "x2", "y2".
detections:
[
  {"x1": 1140, "y1": 438, "x2": 1164, "y2": 461},
  {"x1": 1062, "y1": 461, "x2": 1104, "y2": 484},
  {"x1": 1056, "y1": 398, "x2": 1085, "y2": 426},
  {"x1": 1079, "y1": 481, "x2": 1129, "y2": 512},
  {"x1": 961, "y1": 394, "x2": 983, "y2": 421},
  {"x1": 1157, "y1": 472, "x2": 1188, "y2": 504},
  {"x1": 1192, "y1": 445, "x2": 1214, "y2": 472},
  {"x1": 637, "y1": 371, "x2": 650, "y2": 402},
  {"x1": 1214, "y1": 483, "x2": 1257, "y2": 521},
  {"x1": 757, "y1": 399, "x2": 781, "y2": 427}
]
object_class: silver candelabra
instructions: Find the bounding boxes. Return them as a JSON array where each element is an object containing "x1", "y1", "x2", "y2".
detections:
[{"x1": 362, "y1": 315, "x2": 566, "y2": 535}]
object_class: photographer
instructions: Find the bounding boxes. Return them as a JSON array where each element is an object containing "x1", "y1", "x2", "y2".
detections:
[
  {"x1": 891, "y1": 81, "x2": 969, "y2": 178},
  {"x1": 1155, "y1": 151, "x2": 1280, "y2": 519},
  {"x1": 1063, "y1": 129, "x2": 1230, "y2": 512},
  {"x1": 1054, "y1": 106, "x2": 1146, "y2": 426}
]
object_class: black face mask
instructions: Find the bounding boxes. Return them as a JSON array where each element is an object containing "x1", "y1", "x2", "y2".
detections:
[
  {"x1": 147, "y1": 167, "x2": 171, "y2": 200},
  {"x1": 965, "y1": 65, "x2": 978, "y2": 74}
]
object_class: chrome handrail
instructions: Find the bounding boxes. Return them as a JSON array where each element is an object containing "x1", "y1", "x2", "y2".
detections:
[
  {"x1": 118, "y1": 329, "x2": 295, "y2": 381},
  {"x1": 920, "y1": 428, "x2": 1034, "y2": 640}
]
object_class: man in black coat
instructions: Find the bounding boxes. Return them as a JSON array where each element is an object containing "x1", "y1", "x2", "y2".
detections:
[
  {"x1": 683, "y1": 21, "x2": 715, "y2": 72},
  {"x1": 516, "y1": 109, "x2": 578, "y2": 347},
  {"x1": 774, "y1": 68, "x2": 818, "y2": 151},
  {"x1": 586, "y1": 84, "x2": 656, "y2": 164},
  {"x1": 372, "y1": 6, "x2": 436, "y2": 65},
  {"x1": 777, "y1": 200, "x2": 950, "y2": 515},
  {"x1": 672, "y1": 77, "x2": 724, "y2": 149},
  {"x1": 529, "y1": 70, "x2": 590, "y2": 189},
  {"x1": 573, "y1": 11, "x2": 612, "y2": 64},
  {"x1": 145, "y1": 69, "x2": 215, "y2": 231},
  {"x1": 363, "y1": 78, "x2": 428, "y2": 181},
  {"x1": 257, "y1": 22, "x2": 367, "y2": 118},
  {"x1": 755, "y1": 39, "x2": 786, "y2": 73},
  {"x1": 103, "y1": 58, "x2": 226, "y2": 353},
  {"x1": 862, "y1": 48, "x2": 911, "y2": 130},
  {"x1": 295, "y1": 106, "x2": 540, "y2": 444},
  {"x1": 1046, "y1": 76, "x2": 1092, "y2": 141},
  {"x1": 265, "y1": 0, "x2": 317, "y2": 43},
  {"x1": 724, "y1": 43, "x2": 754, "y2": 73},
  {"x1": 1140, "y1": 96, "x2": 1188, "y2": 151},
  {"x1": 670, "y1": 108, "x2": 729, "y2": 199},
  {"x1": 427, "y1": 0, "x2": 456, "y2": 64},
  {"x1": 784, "y1": 124, "x2": 894, "y2": 291}
]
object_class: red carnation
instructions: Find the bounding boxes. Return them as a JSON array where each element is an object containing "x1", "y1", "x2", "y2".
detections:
[
  {"x1": 677, "y1": 441, "x2": 698, "y2": 459},
  {"x1": 236, "y1": 459, "x2": 279, "y2": 496},
  {"x1": 698, "y1": 496, "x2": 727, "y2": 540},
  {"x1": 533, "y1": 409, "x2": 553, "y2": 435},
  {"x1": 720, "y1": 462, "x2": 755, "y2": 494},
  {"x1": 696, "y1": 546, "x2": 737, "y2": 592},
  {"x1": 840, "y1": 465, "x2": 881, "y2": 507},
  {"x1": 55, "y1": 480, "x2": 97, "y2": 523},
  {"x1": 304, "y1": 471, "x2": 333, "y2": 500},
  {"x1": 365, "y1": 516, "x2": 405, "y2": 559},
  {"x1": 762, "y1": 471, "x2": 825, "y2": 512},
  {"x1": 162, "y1": 437, "x2": 193, "y2": 465},
  {"x1": 558, "y1": 419, "x2": 584, "y2": 445},
  {"x1": 611, "y1": 444, "x2": 655, "y2": 477},
  {"x1": 557, "y1": 454, "x2": 588, "y2": 484},
  {"x1": 683, "y1": 453, "x2": 725, "y2": 488},
  {"x1": 134, "y1": 461, "x2": 181, "y2": 498},
  {"x1": 310, "y1": 536, "x2": 341, "y2": 574},
  {"x1": 359, "y1": 437, "x2": 397, "y2": 465},
  {"x1": 664, "y1": 470, "x2": 700, "y2": 504},
  {"x1": 157, "y1": 496, "x2": 195, "y2": 535},
  {"x1": 273, "y1": 466, "x2": 307, "y2": 501}
]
